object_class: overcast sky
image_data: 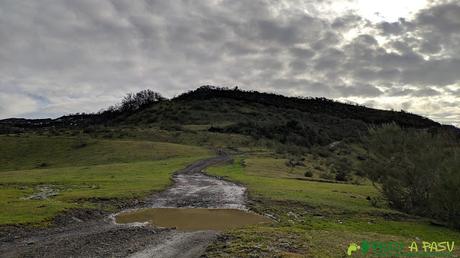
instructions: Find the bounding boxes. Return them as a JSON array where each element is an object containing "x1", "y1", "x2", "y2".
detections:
[{"x1": 1, "y1": 0, "x2": 459, "y2": 126}]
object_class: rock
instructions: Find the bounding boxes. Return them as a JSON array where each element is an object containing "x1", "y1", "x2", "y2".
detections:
[
  {"x1": 328, "y1": 141, "x2": 341, "y2": 150},
  {"x1": 71, "y1": 217, "x2": 83, "y2": 223},
  {"x1": 287, "y1": 212, "x2": 298, "y2": 219},
  {"x1": 264, "y1": 213, "x2": 277, "y2": 220}
]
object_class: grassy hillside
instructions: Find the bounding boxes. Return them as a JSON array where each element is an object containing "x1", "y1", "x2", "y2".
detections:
[
  {"x1": 113, "y1": 87, "x2": 439, "y2": 149},
  {"x1": 0, "y1": 157, "x2": 208, "y2": 225},
  {"x1": 176, "y1": 86, "x2": 438, "y2": 127},
  {"x1": 208, "y1": 157, "x2": 380, "y2": 212},
  {"x1": 0, "y1": 135, "x2": 212, "y2": 225},
  {"x1": 0, "y1": 135, "x2": 211, "y2": 171},
  {"x1": 1, "y1": 86, "x2": 444, "y2": 150},
  {"x1": 205, "y1": 155, "x2": 460, "y2": 257}
]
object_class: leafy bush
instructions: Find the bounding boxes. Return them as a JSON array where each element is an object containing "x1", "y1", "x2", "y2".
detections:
[
  {"x1": 36, "y1": 162, "x2": 48, "y2": 168},
  {"x1": 362, "y1": 124, "x2": 460, "y2": 228},
  {"x1": 159, "y1": 123, "x2": 183, "y2": 131},
  {"x1": 367, "y1": 196, "x2": 384, "y2": 208},
  {"x1": 73, "y1": 135, "x2": 88, "y2": 148},
  {"x1": 285, "y1": 157, "x2": 305, "y2": 168},
  {"x1": 319, "y1": 173, "x2": 334, "y2": 180},
  {"x1": 304, "y1": 170, "x2": 313, "y2": 177},
  {"x1": 331, "y1": 158, "x2": 352, "y2": 181},
  {"x1": 335, "y1": 170, "x2": 350, "y2": 181}
]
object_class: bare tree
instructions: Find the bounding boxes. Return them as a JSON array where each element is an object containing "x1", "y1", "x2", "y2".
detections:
[{"x1": 120, "y1": 90, "x2": 165, "y2": 112}]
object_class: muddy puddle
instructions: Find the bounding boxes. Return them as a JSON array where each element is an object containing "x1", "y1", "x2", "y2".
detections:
[{"x1": 115, "y1": 208, "x2": 271, "y2": 231}]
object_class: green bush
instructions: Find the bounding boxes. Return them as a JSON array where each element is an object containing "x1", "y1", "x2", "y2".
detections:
[
  {"x1": 362, "y1": 123, "x2": 460, "y2": 229},
  {"x1": 319, "y1": 173, "x2": 334, "y2": 180},
  {"x1": 304, "y1": 170, "x2": 313, "y2": 177},
  {"x1": 332, "y1": 158, "x2": 352, "y2": 181},
  {"x1": 335, "y1": 170, "x2": 350, "y2": 181}
]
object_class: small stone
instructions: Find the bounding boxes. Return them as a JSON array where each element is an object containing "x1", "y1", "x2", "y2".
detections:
[{"x1": 71, "y1": 216, "x2": 83, "y2": 222}]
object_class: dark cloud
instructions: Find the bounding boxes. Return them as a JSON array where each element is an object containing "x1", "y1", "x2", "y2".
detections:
[
  {"x1": 289, "y1": 60, "x2": 309, "y2": 73},
  {"x1": 313, "y1": 48, "x2": 346, "y2": 70},
  {"x1": 0, "y1": 0, "x2": 459, "y2": 125},
  {"x1": 412, "y1": 88, "x2": 442, "y2": 97},
  {"x1": 417, "y1": 2, "x2": 460, "y2": 34},
  {"x1": 378, "y1": 18, "x2": 414, "y2": 35},
  {"x1": 331, "y1": 14, "x2": 365, "y2": 30},
  {"x1": 289, "y1": 47, "x2": 315, "y2": 59},
  {"x1": 334, "y1": 84, "x2": 383, "y2": 97}
]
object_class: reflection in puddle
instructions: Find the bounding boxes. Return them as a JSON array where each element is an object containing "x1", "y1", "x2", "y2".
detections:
[{"x1": 115, "y1": 208, "x2": 271, "y2": 231}]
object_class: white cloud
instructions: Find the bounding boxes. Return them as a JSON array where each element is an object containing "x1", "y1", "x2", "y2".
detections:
[{"x1": 0, "y1": 93, "x2": 39, "y2": 118}]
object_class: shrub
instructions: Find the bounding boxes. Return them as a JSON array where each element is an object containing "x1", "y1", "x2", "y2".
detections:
[
  {"x1": 103, "y1": 132, "x2": 113, "y2": 139},
  {"x1": 314, "y1": 165, "x2": 323, "y2": 171},
  {"x1": 285, "y1": 158, "x2": 305, "y2": 168},
  {"x1": 73, "y1": 135, "x2": 88, "y2": 148},
  {"x1": 314, "y1": 148, "x2": 330, "y2": 158},
  {"x1": 37, "y1": 162, "x2": 48, "y2": 168},
  {"x1": 335, "y1": 170, "x2": 350, "y2": 181},
  {"x1": 159, "y1": 123, "x2": 182, "y2": 131},
  {"x1": 362, "y1": 123, "x2": 460, "y2": 229},
  {"x1": 83, "y1": 126, "x2": 97, "y2": 134},
  {"x1": 319, "y1": 173, "x2": 334, "y2": 180},
  {"x1": 367, "y1": 196, "x2": 383, "y2": 208},
  {"x1": 331, "y1": 158, "x2": 352, "y2": 181},
  {"x1": 304, "y1": 170, "x2": 313, "y2": 177}
]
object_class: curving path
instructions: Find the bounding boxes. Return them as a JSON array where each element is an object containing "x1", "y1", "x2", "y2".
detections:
[{"x1": 0, "y1": 155, "x2": 246, "y2": 258}]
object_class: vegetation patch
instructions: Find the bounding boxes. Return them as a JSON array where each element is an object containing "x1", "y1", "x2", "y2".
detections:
[
  {"x1": 0, "y1": 137, "x2": 211, "y2": 225},
  {"x1": 0, "y1": 135, "x2": 211, "y2": 171},
  {"x1": 204, "y1": 156, "x2": 460, "y2": 257},
  {"x1": 363, "y1": 124, "x2": 460, "y2": 229}
]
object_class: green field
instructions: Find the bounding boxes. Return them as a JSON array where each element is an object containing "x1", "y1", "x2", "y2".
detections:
[
  {"x1": 0, "y1": 135, "x2": 211, "y2": 225},
  {"x1": 0, "y1": 135, "x2": 210, "y2": 171},
  {"x1": 205, "y1": 156, "x2": 460, "y2": 257},
  {"x1": 1, "y1": 134, "x2": 459, "y2": 257}
]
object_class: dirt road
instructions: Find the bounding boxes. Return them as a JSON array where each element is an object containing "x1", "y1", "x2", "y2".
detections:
[{"x1": 0, "y1": 155, "x2": 245, "y2": 258}]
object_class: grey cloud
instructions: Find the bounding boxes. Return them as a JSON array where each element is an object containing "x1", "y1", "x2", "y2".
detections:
[
  {"x1": 313, "y1": 48, "x2": 345, "y2": 70},
  {"x1": 289, "y1": 47, "x2": 315, "y2": 59},
  {"x1": 355, "y1": 34, "x2": 378, "y2": 46},
  {"x1": 289, "y1": 60, "x2": 308, "y2": 73},
  {"x1": 386, "y1": 87, "x2": 442, "y2": 97},
  {"x1": 411, "y1": 88, "x2": 442, "y2": 97},
  {"x1": 222, "y1": 42, "x2": 258, "y2": 56},
  {"x1": 0, "y1": 0, "x2": 459, "y2": 125},
  {"x1": 417, "y1": 2, "x2": 460, "y2": 34},
  {"x1": 387, "y1": 88, "x2": 415, "y2": 97},
  {"x1": 331, "y1": 14, "x2": 364, "y2": 30},
  {"x1": 255, "y1": 19, "x2": 303, "y2": 45},
  {"x1": 419, "y1": 40, "x2": 443, "y2": 54},
  {"x1": 311, "y1": 31, "x2": 343, "y2": 50},
  {"x1": 377, "y1": 18, "x2": 415, "y2": 35},
  {"x1": 402, "y1": 59, "x2": 460, "y2": 86},
  {"x1": 353, "y1": 68, "x2": 401, "y2": 82},
  {"x1": 333, "y1": 84, "x2": 383, "y2": 97},
  {"x1": 379, "y1": 21, "x2": 405, "y2": 35}
]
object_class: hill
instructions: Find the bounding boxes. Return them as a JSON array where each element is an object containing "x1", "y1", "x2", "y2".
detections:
[
  {"x1": 1, "y1": 86, "x2": 460, "y2": 257},
  {"x1": 0, "y1": 86, "x2": 443, "y2": 147}
]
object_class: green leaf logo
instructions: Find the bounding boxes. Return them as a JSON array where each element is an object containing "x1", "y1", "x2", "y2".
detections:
[
  {"x1": 361, "y1": 240, "x2": 370, "y2": 254},
  {"x1": 347, "y1": 243, "x2": 360, "y2": 256}
]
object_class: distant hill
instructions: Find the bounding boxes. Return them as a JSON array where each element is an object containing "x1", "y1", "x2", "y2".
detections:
[
  {"x1": 0, "y1": 86, "x2": 449, "y2": 147},
  {"x1": 175, "y1": 86, "x2": 439, "y2": 128}
]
